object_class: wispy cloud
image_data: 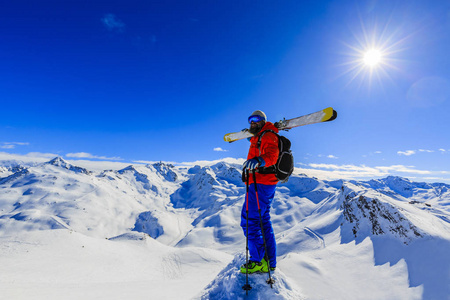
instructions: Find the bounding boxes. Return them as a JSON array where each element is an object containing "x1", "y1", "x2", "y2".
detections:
[
  {"x1": 214, "y1": 147, "x2": 228, "y2": 152},
  {"x1": 101, "y1": 14, "x2": 125, "y2": 32},
  {"x1": 298, "y1": 162, "x2": 437, "y2": 182},
  {"x1": 317, "y1": 154, "x2": 339, "y2": 159},
  {"x1": 376, "y1": 165, "x2": 431, "y2": 175},
  {"x1": 398, "y1": 148, "x2": 450, "y2": 156},
  {"x1": 362, "y1": 151, "x2": 382, "y2": 158},
  {"x1": 0, "y1": 142, "x2": 29, "y2": 149},
  {"x1": 418, "y1": 149, "x2": 434, "y2": 153},
  {"x1": 66, "y1": 152, "x2": 122, "y2": 161},
  {"x1": 0, "y1": 152, "x2": 59, "y2": 162},
  {"x1": 132, "y1": 160, "x2": 162, "y2": 165},
  {"x1": 397, "y1": 150, "x2": 416, "y2": 156},
  {"x1": 26, "y1": 152, "x2": 59, "y2": 158}
]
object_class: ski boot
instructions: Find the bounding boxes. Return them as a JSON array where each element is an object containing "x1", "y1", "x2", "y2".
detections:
[
  {"x1": 260, "y1": 258, "x2": 276, "y2": 273},
  {"x1": 240, "y1": 259, "x2": 268, "y2": 274}
]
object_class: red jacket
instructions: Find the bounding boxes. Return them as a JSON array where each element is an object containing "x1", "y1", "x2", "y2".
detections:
[{"x1": 247, "y1": 122, "x2": 279, "y2": 185}]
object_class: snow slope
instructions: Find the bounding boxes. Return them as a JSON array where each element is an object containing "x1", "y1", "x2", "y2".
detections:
[
  {"x1": 0, "y1": 230, "x2": 231, "y2": 300},
  {"x1": 0, "y1": 157, "x2": 449, "y2": 299}
]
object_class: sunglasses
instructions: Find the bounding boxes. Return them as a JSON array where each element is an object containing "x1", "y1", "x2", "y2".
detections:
[{"x1": 248, "y1": 115, "x2": 264, "y2": 124}]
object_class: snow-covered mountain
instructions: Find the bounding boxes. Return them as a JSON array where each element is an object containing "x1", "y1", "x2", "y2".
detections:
[{"x1": 1, "y1": 157, "x2": 449, "y2": 299}]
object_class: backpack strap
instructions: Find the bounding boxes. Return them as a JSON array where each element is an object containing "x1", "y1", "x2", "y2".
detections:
[{"x1": 257, "y1": 130, "x2": 278, "y2": 150}]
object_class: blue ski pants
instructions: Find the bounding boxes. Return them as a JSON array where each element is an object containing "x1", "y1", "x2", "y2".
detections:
[{"x1": 240, "y1": 183, "x2": 277, "y2": 268}]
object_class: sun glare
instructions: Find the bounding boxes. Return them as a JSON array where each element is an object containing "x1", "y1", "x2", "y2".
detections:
[{"x1": 363, "y1": 49, "x2": 382, "y2": 67}]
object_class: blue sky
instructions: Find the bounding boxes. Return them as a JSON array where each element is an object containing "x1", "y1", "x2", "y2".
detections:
[{"x1": 1, "y1": 0, "x2": 450, "y2": 183}]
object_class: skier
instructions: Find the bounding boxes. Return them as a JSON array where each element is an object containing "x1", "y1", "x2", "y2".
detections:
[{"x1": 240, "y1": 110, "x2": 278, "y2": 274}]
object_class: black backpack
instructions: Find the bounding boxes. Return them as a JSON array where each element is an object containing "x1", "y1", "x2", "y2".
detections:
[{"x1": 257, "y1": 130, "x2": 294, "y2": 183}]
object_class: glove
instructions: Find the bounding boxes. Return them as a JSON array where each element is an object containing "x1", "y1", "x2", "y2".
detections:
[{"x1": 243, "y1": 157, "x2": 265, "y2": 170}]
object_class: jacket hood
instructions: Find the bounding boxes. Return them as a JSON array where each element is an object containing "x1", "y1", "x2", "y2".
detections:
[{"x1": 258, "y1": 121, "x2": 279, "y2": 134}]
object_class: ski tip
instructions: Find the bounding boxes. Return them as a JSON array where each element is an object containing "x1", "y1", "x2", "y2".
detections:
[
  {"x1": 321, "y1": 107, "x2": 333, "y2": 121},
  {"x1": 322, "y1": 107, "x2": 337, "y2": 122},
  {"x1": 224, "y1": 135, "x2": 237, "y2": 143},
  {"x1": 329, "y1": 110, "x2": 338, "y2": 121}
]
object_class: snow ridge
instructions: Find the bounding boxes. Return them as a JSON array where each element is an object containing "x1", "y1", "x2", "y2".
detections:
[
  {"x1": 197, "y1": 254, "x2": 304, "y2": 300},
  {"x1": 341, "y1": 194, "x2": 423, "y2": 244}
]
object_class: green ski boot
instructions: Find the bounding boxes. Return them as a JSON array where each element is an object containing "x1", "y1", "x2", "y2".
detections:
[
  {"x1": 260, "y1": 258, "x2": 276, "y2": 273},
  {"x1": 240, "y1": 259, "x2": 268, "y2": 274}
]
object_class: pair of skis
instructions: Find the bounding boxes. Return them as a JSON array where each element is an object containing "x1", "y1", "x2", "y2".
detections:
[{"x1": 224, "y1": 107, "x2": 337, "y2": 143}]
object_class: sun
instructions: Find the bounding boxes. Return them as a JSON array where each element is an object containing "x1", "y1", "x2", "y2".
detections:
[
  {"x1": 337, "y1": 16, "x2": 410, "y2": 88},
  {"x1": 363, "y1": 49, "x2": 383, "y2": 67}
]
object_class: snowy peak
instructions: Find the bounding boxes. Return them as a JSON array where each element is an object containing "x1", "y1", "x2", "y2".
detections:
[
  {"x1": 45, "y1": 157, "x2": 91, "y2": 175},
  {"x1": 0, "y1": 163, "x2": 27, "y2": 175},
  {"x1": 373, "y1": 176, "x2": 417, "y2": 198},
  {"x1": 361, "y1": 175, "x2": 450, "y2": 200},
  {"x1": 209, "y1": 161, "x2": 243, "y2": 186},
  {"x1": 117, "y1": 165, "x2": 139, "y2": 174},
  {"x1": 170, "y1": 164, "x2": 242, "y2": 211},
  {"x1": 0, "y1": 160, "x2": 31, "y2": 179},
  {"x1": 117, "y1": 165, "x2": 159, "y2": 194},
  {"x1": 46, "y1": 157, "x2": 69, "y2": 167},
  {"x1": 0, "y1": 159, "x2": 36, "y2": 170},
  {"x1": 170, "y1": 165, "x2": 220, "y2": 210},
  {"x1": 0, "y1": 168, "x2": 30, "y2": 185},
  {"x1": 148, "y1": 162, "x2": 178, "y2": 182},
  {"x1": 341, "y1": 193, "x2": 423, "y2": 244}
]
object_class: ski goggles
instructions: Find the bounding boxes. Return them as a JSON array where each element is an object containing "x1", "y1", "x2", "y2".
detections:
[{"x1": 248, "y1": 115, "x2": 265, "y2": 124}]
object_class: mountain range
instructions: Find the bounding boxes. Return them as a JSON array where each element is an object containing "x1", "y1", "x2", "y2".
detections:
[{"x1": 1, "y1": 157, "x2": 449, "y2": 299}]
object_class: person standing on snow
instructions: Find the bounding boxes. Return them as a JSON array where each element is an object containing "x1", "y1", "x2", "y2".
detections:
[{"x1": 240, "y1": 110, "x2": 278, "y2": 274}]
